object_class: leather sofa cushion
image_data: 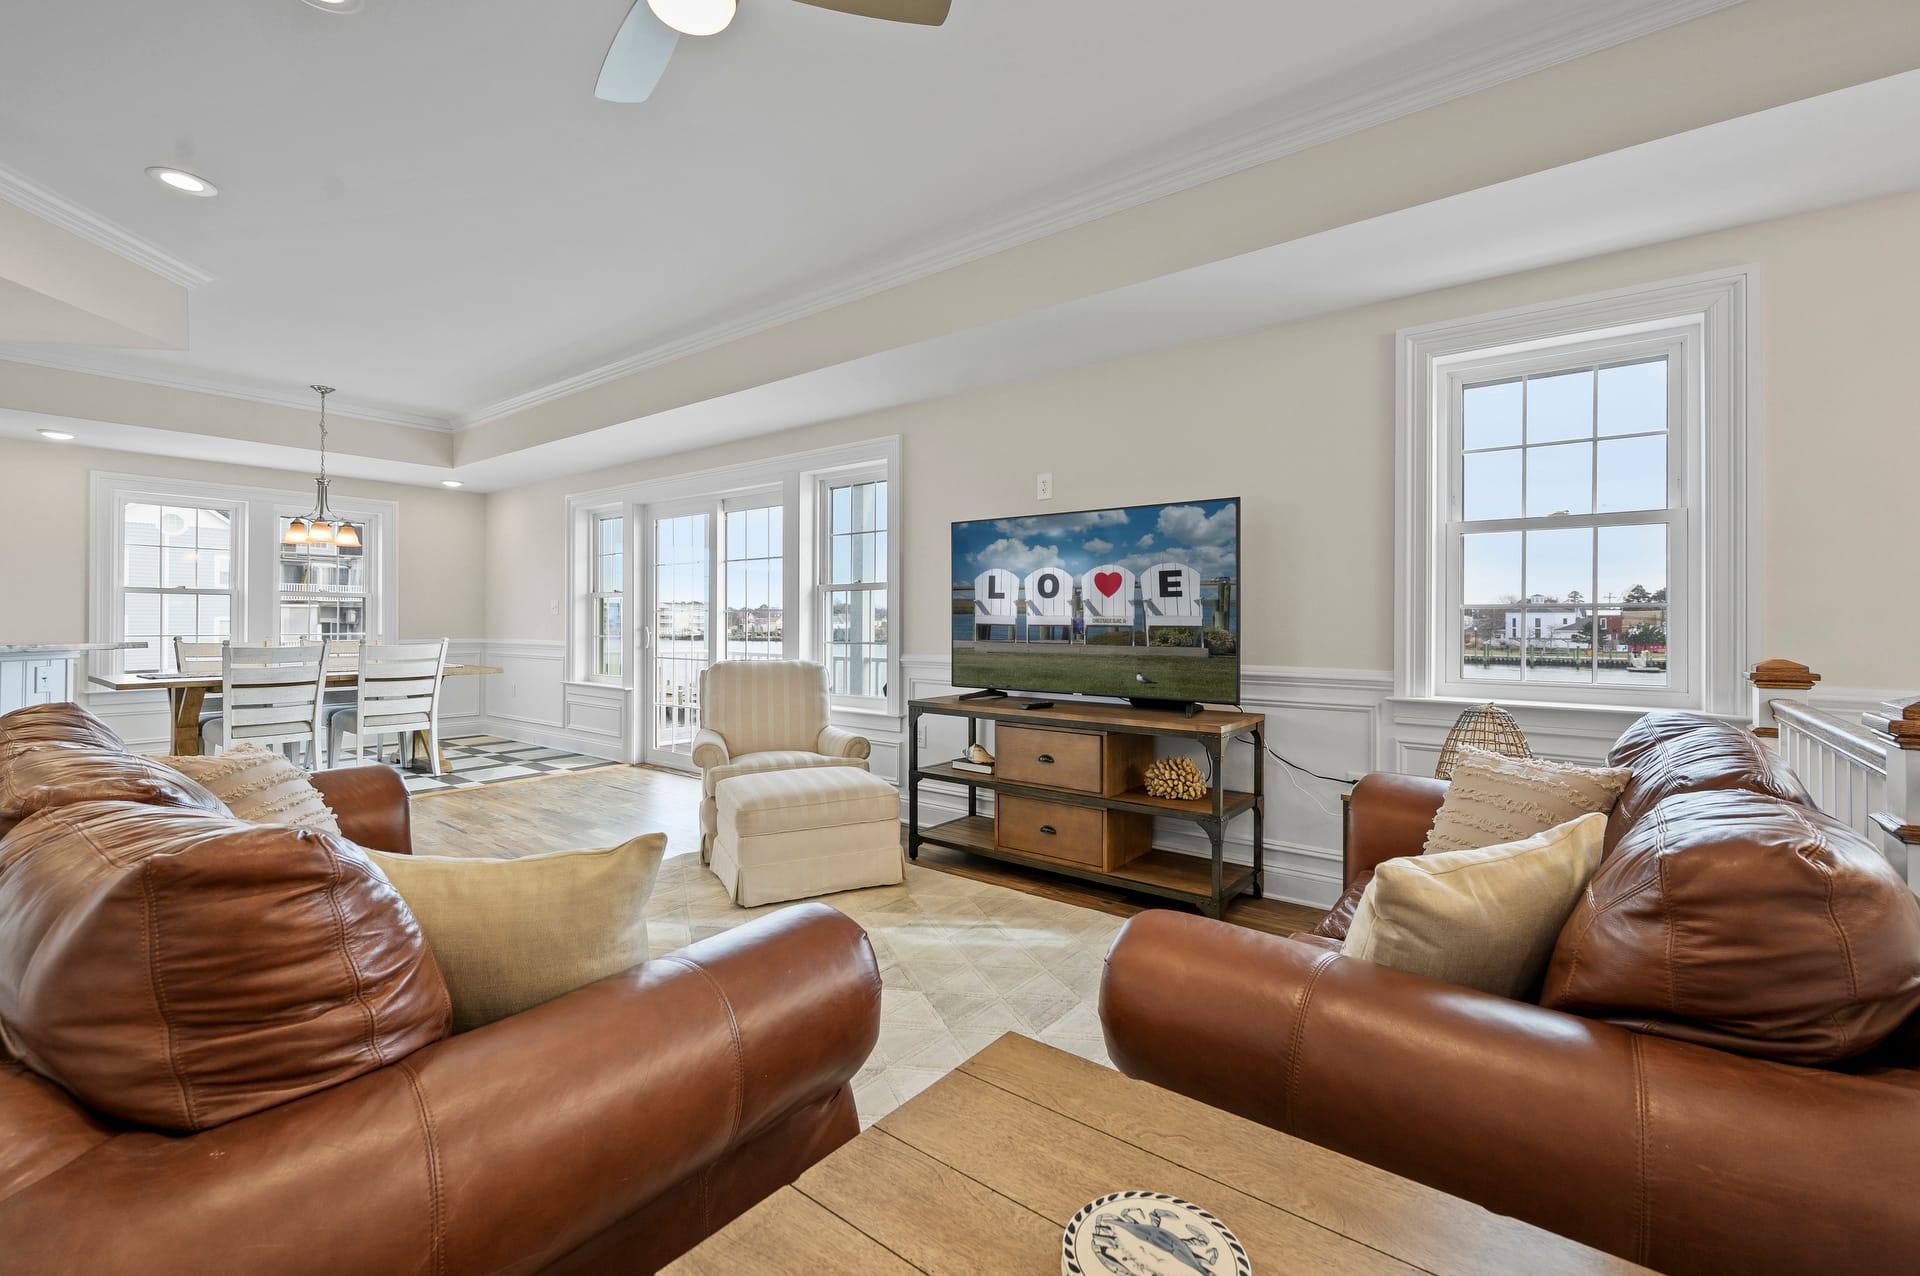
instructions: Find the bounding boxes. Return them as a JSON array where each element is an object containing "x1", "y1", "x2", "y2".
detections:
[
  {"x1": 0, "y1": 745, "x2": 230, "y2": 822},
  {"x1": 0, "y1": 702, "x2": 125, "y2": 761},
  {"x1": 1543, "y1": 790, "x2": 1920, "y2": 1065},
  {"x1": 0, "y1": 800, "x2": 450, "y2": 1131},
  {"x1": 1604, "y1": 711, "x2": 1810, "y2": 854},
  {"x1": 1311, "y1": 870, "x2": 1374, "y2": 940}
]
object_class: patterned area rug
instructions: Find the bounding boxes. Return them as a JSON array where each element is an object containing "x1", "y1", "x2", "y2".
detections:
[
  {"x1": 644, "y1": 852, "x2": 1124, "y2": 1127},
  {"x1": 391, "y1": 735, "x2": 616, "y2": 793}
]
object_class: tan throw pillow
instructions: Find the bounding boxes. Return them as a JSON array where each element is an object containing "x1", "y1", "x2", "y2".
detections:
[
  {"x1": 1425, "y1": 744, "x2": 1629, "y2": 854},
  {"x1": 366, "y1": 835, "x2": 668, "y2": 1032},
  {"x1": 161, "y1": 744, "x2": 341, "y2": 833},
  {"x1": 1345, "y1": 813, "x2": 1607, "y2": 1000}
]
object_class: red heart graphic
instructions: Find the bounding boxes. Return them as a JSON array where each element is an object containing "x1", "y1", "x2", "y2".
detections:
[{"x1": 1093, "y1": 571, "x2": 1123, "y2": 598}]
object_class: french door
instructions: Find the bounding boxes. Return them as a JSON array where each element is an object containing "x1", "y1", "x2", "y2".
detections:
[
  {"x1": 643, "y1": 504, "x2": 712, "y2": 767},
  {"x1": 635, "y1": 491, "x2": 794, "y2": 770}
]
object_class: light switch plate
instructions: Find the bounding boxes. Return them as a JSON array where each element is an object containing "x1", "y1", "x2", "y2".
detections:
[{"x1": 1036, "y1": 472, "x2": 1053, "y2": 500}]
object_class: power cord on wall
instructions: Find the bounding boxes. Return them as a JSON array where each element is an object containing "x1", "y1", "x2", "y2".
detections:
[
  {"x1": 1192, "y1": 714, "x2": 1355, "y2": 820},
  {"x1": 1225, "y1": 714, "x2": 1355, "y2": 787}
]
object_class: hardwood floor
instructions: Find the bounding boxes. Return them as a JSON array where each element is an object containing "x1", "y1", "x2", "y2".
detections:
[
  {"x1": 906, "y1": 842, "x2": 1324, "y2": 936},
  {"x1": 410, "y1": 765, "x2": 1320, "y2": 935},
  {"x1": 409, "y1": 765, "x2": 702, "y2": 860}
]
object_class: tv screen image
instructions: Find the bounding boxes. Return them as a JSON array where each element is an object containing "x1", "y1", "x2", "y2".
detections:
[{"x1": 951, "y1": 497, "x2": 1240, "y2": 704}]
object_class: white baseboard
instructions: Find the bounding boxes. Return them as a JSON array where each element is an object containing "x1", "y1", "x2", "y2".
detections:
[{"x1": 478, "y1": 711, "x2": 627, "y2": 762}]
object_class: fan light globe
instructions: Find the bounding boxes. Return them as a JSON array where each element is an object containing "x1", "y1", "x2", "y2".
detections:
[{"x1": 647, "y1": 0, "x2": 735, "y2": 36}]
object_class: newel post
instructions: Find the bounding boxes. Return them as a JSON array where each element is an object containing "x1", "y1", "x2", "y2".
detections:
[
  {"x1": 1864, "y1": 698, "x2": 1920, "y2": 891},
  {"x1": 1746, "y1": 659, "x2": 1821, "y2": 740}
]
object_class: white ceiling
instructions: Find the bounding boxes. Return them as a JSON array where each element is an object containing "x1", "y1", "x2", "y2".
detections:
[
  {"x1": 12, "y1": 66, "x2": 1917, "y2": 492},
  {"x1": 0, "y1": 0, "x2": 1622, "y2": 421}
]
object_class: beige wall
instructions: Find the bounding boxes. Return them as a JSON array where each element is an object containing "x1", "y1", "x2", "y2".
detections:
[
  {"x1": 0, "y1": 439, "x2": 487, "y2": 645},
  {"x1": 486, "y1": 190, "x2": 1920, "y2": 692}
]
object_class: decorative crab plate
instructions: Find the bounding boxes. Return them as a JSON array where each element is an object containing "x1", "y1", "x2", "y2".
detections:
[{"x1": 1062, "y1": 1191, "x2": 1251, "y2": 1276}]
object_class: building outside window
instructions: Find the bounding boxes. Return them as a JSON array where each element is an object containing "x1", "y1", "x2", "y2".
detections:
[{"x1": 277, "y1": 518, "x2": 370, "y2": 643}]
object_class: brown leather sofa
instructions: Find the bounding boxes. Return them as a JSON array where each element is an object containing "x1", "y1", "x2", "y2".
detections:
[
  {"x1": 1101, "y1": 712, "x2": 1920, "y2": 1276},
  {"x1": 0, "y1": 703, "x2": 882, "y2": 1274}
]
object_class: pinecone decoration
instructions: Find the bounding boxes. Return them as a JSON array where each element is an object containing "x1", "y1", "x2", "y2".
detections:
[{"x1": 1143, "y1": 756, "x2": 1207, "y2": 801}]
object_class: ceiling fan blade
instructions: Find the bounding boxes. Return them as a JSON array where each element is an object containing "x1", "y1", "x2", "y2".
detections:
[
  {"x1": 595, "y1": 1, "x2": 681, "y2": 103},
  {"x1": 791, "y1": 0, "x2": 952, "y2": 25}
]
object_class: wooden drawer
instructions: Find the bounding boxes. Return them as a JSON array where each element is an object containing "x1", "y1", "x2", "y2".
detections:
[
  {"x1": 994, "y1": 725, "x2": 1150, "y2": 795},
  {"x1": 996, "y1": 795, "x2": 1149, "y2": 872}
]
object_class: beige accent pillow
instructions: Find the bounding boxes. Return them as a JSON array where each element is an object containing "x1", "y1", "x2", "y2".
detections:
[
  {"x1": 161, "y1": 744, "x2": 341, "y2": 833},
  {"x1": 366, "y1": 834, "x2": 668, "y2": 1032},
  {"x1": 1425, "y1": 744, "x2": 1629, "y2": 854},
  {"x1": 1345, "y1": 813, "x2": 1607, "y2": 1000}
]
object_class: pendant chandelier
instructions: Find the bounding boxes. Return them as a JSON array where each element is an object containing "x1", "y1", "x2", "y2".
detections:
[{"x1": 282, "y1": 384, "x2": 361, "y2": 549}]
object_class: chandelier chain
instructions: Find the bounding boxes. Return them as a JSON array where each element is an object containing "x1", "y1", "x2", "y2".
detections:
[{"x1": 311, "y1": 384, "x2": 334, "y2": 487}]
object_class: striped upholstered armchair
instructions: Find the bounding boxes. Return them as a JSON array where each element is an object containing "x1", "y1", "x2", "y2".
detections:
[{"x1": 692, "y1": 660, "x2": 871, "y2": 861}]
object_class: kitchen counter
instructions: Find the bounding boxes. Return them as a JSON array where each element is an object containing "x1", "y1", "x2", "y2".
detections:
[
  {"x1": 1, "y1": 642, "x2": 146, "y2": 714},
  {"x1": 0, "y1": 642, "x2": 147, "y2": 655}
]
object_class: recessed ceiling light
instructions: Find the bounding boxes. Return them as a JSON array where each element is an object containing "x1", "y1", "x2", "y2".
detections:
[
  {"x1": 146, "y1": 166, "x2": 218, "y2": 197},
  {"x1": 298, "y1": 0, "x2": 364, "y2": 12},
  {"x1": 37, "y1": 429, "x2": 77, "y2": 442},
  {"x1": 440, "y1": 479, "x2": 465, "y2": 488}
]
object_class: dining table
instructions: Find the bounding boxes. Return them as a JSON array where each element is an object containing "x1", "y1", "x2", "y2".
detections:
[{"x1": 87, "y1": 662, "x2": 503, "y2": 771}]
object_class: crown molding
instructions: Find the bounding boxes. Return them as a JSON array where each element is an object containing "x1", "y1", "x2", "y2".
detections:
[
  {"x1": 0, "y1": 162, "x2": 215, "y2": 290},
  {"x1": 453, "y1": 0, "x2": 1744, "y2": 429},
  {"x1": 0, "y1": 347, "x2": 456, "y2": 432}
]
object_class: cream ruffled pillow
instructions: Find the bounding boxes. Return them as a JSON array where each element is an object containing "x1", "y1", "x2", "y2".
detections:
[
  {"x1": 160, "y1": 744, "x2": 341, "y2": 833},
  {"x1": 1425, "y1": 744, "x2": 1628, "y2": 854}
]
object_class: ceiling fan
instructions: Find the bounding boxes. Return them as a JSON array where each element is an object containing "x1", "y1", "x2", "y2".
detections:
[{"x1": 596, "y1": 0, "x2": 951, "y2": 103}]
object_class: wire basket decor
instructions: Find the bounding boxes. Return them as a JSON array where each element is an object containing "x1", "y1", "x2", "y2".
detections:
[{"x1": 1434, "y1": 702, "x2": 1533, "y2": 781}]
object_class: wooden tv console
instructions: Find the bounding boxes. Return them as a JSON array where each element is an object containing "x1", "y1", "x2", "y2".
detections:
[{"x1": 906, "y1": 695, "x2": 1267, "y2": 919}]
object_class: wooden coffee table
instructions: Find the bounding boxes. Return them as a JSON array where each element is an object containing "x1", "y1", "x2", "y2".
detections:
[{"x1": 665, "y1": 1033, "x2": 1650, "y2": 1275}]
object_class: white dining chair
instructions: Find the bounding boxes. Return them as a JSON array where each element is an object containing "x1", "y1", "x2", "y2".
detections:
[
  {"x1": 327, "y1": 639, "x2": 450, "y2": 775},
  {"x1": 174, "y1": 638, "x2": 227, "y2": 751},
  {"x1": 219, "y1": 641, "x2": 332, "y2": 770}
]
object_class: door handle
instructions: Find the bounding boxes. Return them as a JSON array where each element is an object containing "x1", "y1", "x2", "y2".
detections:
[{"x1": 1036, "y1": 753, "x2": 1054, "y2": 764}]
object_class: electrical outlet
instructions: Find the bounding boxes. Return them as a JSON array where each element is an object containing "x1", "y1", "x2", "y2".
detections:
[
  {"x1": 917, "y1": 722, "x2": 928, "y2": 749},
  {"x1": 1036, "y1": 472, "x2": 1053, "y2": 500},
  {"x1": 549, "y1": 599, "x2": 560, "y2": 616}
]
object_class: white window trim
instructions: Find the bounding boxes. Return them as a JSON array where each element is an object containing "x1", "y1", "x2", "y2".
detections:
[
  {"x1": 89, "y1": 472, "x2": 400, "y2": 676},
  {"x1": 815, "y1": 462, "x2": 894, "y2": 714},
  {"x1": 1394, "y1": 268, "x2": 1759, "y2": 716},
  {"x1": 563, "y1": 436, "x2": 902, "y2": 719},
  {"x1": 572, "y1": 500, "x2": 628, "y2": 686}
]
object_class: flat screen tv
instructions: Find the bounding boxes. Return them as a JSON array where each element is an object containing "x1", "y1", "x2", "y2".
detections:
[{"x1": 950, "y1": 497, "x2": 1241, "y2": 706}]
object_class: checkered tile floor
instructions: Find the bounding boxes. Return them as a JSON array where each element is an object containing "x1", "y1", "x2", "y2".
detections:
[{"x1": 385, "y1": 735, "x2": 618, "y2": 794}]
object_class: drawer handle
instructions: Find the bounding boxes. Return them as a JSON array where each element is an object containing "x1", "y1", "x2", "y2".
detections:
[
  {"x1": 1039, "y1": 824, "x2": 1057, "y2": 836},
  {"x1": 1036, "y1": 753, "x2": 1055, "y2": 764}
]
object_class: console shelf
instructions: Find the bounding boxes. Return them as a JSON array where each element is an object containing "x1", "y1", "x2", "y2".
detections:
[{"x1": 907, "y1": 695, "x2": 1266, "y2": 919}]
